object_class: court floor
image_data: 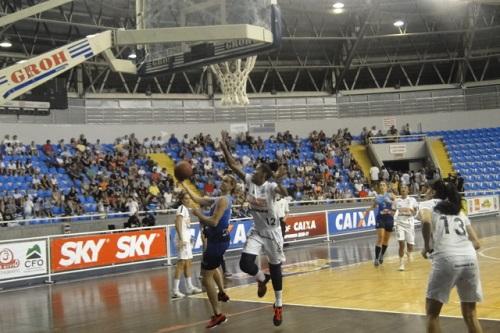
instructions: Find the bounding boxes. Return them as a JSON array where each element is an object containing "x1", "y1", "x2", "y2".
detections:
[{"x1": 1, "y1": 215, "x2": 499, "y2": 333}]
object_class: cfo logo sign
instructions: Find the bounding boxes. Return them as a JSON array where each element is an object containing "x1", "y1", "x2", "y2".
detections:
[
  {"x1": 25, "y1": 244, "x2": 45, "y2": 268},
  {"x1": 0, "y1": 241, "x2": 48, "y2": 280}
]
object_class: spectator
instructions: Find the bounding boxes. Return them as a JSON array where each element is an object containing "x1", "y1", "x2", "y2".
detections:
[
  {"x1": 43, "y1": 140, "x2": 53, "y2": 156},
  {"x1": 23, "y1": 196, "x2": 34, "y2": 220},
  {"x1": 370, "y1": 165, "x2": 380, "y2": 186}
]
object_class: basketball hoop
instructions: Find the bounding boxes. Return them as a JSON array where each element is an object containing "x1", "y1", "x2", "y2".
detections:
[{"x1": 210, "y1": 56, "x2": 257, "y2": 106}]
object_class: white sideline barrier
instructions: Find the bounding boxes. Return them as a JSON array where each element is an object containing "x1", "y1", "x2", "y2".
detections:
[{"x1": 0, "y1": 194, "x2": 497, "y2": 286}]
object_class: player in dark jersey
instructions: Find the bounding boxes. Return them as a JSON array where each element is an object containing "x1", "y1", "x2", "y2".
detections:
[
  {"x1": 360, "y1": 181, "x2": 396, "y2": 266},
  {"x1": 181, "y1": 175, "x2": 237, "y2": 329}
]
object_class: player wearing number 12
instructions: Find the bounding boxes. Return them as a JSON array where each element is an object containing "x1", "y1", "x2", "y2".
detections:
[
  {"x1": 419, "y1": 180, "x2": 483, "y2": 333},
  {"x1": 220, "y1": 131, "x2": 288, "y2": 327}
]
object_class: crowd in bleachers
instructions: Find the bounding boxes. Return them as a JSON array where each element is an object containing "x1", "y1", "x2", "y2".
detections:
[
  {"x1": 0, "y1": 133, "x2": 177, "y2": 224},
  {"x1": 2, "y1": 125, "x2": 496, "y2": 224}
]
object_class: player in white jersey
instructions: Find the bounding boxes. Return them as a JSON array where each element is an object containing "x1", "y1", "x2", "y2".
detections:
[
  {"x1": 394, "y1": 185, "x2": 418, "y2": 271},
  {"x1": 419, "y1": 180, "x2": 483, "y2": 333},
  {"x1": 220, "y1": 131, "x2": 288, "y2": 327},
  {"x1": 172, "y1": 192, "x2": 202, "y2": 298}
]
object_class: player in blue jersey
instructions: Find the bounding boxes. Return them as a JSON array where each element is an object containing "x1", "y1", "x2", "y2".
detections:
[
  {"x1": 181, "y1": 175, "x2": 237, "y2": 329},
  {"x1": 360, "y1": 181, "x2": 396, "y2": 266}
]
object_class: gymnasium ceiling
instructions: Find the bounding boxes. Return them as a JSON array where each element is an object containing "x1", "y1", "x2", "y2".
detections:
[{"x1": 1, "y1": 0, "x2": 500, "y2": 95}]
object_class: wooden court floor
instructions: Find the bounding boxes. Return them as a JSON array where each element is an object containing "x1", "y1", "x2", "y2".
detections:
[
  {"x1": 210, "y1": 234, "x2": 500, "y2": 320},
  {"x1": 0, "y1": 216, "x2": 499, "y2": 333}
]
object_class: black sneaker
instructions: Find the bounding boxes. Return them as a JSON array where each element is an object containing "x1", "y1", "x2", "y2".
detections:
[
  {"x1": 257, "y1": 274, "x2": 271, "y2": 298},
  {"x1": 218, "y1": 291, "x2": 230, "y2": 302}
]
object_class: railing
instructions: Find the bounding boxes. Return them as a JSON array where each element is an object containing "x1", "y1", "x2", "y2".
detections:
[
  {"x1": 368, "y1": 134, "x2": 427, "y2": 144},
  {"x1": 0, "y1": 87, "x2": 498, "y2": 125},
  {"x1": 3, "y1": 190, "x2": 498, "y2": 226},
  {"x1": 0, "y1": 192, "x2": 497, "y2": 286}
]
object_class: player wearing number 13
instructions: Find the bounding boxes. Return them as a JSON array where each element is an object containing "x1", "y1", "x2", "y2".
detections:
[
  {"x1": 419, "y1": 180, "x2": 483, "y2": 333},
  {"x1": 220, "y1": 131, "x2": 288, "y2": 327}
]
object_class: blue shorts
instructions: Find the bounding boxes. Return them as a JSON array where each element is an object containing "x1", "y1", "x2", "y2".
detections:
[
  {"x1": 376, "y1": 214, "x2": 394, "y2": 232},
  {"x1": 201, "y1": 241, "x2": 230, "y2": 271}
]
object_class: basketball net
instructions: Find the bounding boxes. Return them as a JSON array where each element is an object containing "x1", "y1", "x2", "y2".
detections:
[{"x1": 210, "y1": 56, "x2": 257, "y2": 106}]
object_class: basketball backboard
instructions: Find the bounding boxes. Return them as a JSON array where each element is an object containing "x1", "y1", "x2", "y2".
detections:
[{"x1": 136, "y1": 0, "x2": 281, "y2": 76}]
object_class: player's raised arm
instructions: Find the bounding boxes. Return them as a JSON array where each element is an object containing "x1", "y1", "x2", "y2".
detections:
[
  {"x1": 180, "y1": 181, "x2": 214, "y2": 207},
  {"x1": 220, "y1": 130, "x2": 245, "y2": 180},
  {"x1": 273, "y1": 165, "x2": 288, "y2": 197}
]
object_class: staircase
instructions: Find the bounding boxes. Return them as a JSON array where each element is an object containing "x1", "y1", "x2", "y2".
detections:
[
  {"x1": 148, "y1": 153, "x2": 200, "y2": 196},
  {"x1": 349, "y1": 144, "x2": 372, "y2": 181},
  {"x1": 430, "y1": 139, "x2": 454, "y2": 178}
]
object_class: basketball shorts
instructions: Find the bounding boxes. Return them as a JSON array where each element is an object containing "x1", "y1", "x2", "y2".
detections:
[
  {"x1": 243, "y1": 228, "x2": 285, "y2": 265},
  {"x1": 426, "y1": 255, "x2": 483, "y2": 304},
  {"x1": 396, "y1": 222, "x2": 415, "y2": 245},
  {"x1": 201, "y1": 241, "x2": 230, "y2": 271},
  {"x1": 376, "y1": 214, "x2": 394, "y2": 232},
  {"x1": 176, "y1": 240, "x2": 193, "y2": 260}
]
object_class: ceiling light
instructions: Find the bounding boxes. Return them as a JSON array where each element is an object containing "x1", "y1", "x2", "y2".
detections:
[
  {"x1": 0, "y1": 40, "x2": 12, "y2": 48},
  {"x1": 333, "y1": 2, "x2": 344, "y2": 9},
  {"x1": 333, "y1": 8, "x2": 345, "y2": 14},
  {"x1": 128, "y1": 52, "x2": 137, "y2": 59},
  {"x1": 393, "y1": 20, "x2": 405, "y2": 27},
  {"x1": 16, "y1": 60, "x2": 27, "y2": 64}
]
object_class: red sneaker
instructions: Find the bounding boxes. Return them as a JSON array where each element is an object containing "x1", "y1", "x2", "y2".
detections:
[
  {"x1": 257, "y1": 274, "x2": 271, "y2": 298},
  {"x1": 273, "y1": 305, "x2": 283, "y2": 326},
  {"x1": 206, "y1": 314, "x2": 227, "y2": 329},
  {"x1": 218, "y1": 291, "x2": 230, "y2": 302}
]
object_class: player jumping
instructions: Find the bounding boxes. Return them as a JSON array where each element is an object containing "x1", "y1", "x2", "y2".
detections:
[{"x1": 220, "y1": 131, "x2": 288, "y2": 326}]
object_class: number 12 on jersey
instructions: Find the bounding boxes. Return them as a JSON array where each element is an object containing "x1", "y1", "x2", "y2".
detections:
[{"x1": 266, "y1": 217, "x2": 277, "y2": 226}]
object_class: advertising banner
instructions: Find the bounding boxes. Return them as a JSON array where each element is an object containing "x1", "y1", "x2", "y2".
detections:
[
  {"x1": 328, "y1": 208, "x2": 377, "y2": 235},
  {"x1": 0, "y1": 240, "x2": 48, "y2": 280},
  {"x1": 51, "y1": 229, "x2": 167, "y2": 272},
  {"x1": 467, "y1": 195, "x2": 499, "y2": 216},
  {"x1": 284, "y1": 212, "x2": 327, "y2": 242},
  {"x1": 168, "y1": 219, "x2": 254, "y2": 258}
]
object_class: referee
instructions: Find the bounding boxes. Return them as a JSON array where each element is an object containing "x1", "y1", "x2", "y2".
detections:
[{"x1": 274, "y1": 194, "x2": 290, "y2": 246}]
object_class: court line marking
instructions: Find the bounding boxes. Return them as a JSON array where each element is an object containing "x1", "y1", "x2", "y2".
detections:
[
  {"x1": 478, "y1": 246, "x2": 500, "y2": 261},
  {"x1": 211, "y1": 297, "x2": 500, "y2": 323},
  {"x1": 155, "y1": 304, "x2": 272, "y2": 333}
]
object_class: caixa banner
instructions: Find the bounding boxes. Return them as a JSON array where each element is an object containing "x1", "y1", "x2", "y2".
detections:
[
  {"x1": 284, "y1": 212, "x2": 327, "y2": 242},
  {"x1": 0, "y1": 240, "x2": 48, "y2": 280},
  {"x1": 169, "y1": 219, "x2": 254, "y2": 258},
  {"x1": 51, "y1": 229, "x2": 167, "y2": 272},
  {"x1": 328, "y1": 208, "x2": 377, "y2": 235}
]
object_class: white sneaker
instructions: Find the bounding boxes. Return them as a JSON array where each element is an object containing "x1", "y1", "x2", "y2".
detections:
[
  {"x1": 187, "y1": 286, "x2": 203, "y2": 295},
  {"x1": 398, "y1": 263, "x2": 405, "y2": 271},
  {"x1": 172, "y1": 290, "x2": 185, "y2": 298}
]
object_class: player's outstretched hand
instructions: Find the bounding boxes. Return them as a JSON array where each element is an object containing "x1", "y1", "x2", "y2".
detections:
[{"x1": 274, "y1": 165, "x2": 287, "y2": 180}]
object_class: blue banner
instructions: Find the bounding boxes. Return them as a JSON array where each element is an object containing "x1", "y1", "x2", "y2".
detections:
[
  {"x1": 327, "y1": 208, "x2": 377, "y2": 235},
  {"x1": 168, "y1": 218, "x2": 254, "y2": 257}
]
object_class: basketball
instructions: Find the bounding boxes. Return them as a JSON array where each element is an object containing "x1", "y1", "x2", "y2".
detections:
[{"x1": 174, "y1": 161, "x2": 193, "y2": 181}]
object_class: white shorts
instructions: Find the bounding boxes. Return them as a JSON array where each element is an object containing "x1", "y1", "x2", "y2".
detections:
[
  {"x1": 396, "y1": 223, "x2": 415, "y2": 245},
  {"x1": 243, "y1": 228, "x2": 285, "y2": 265},
  {"x1": 176, "y1": 241, "x2": 193, "y2": 260},
  {"x1": 426, "y1": 255, "x2": 483, "y2": 304}
]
